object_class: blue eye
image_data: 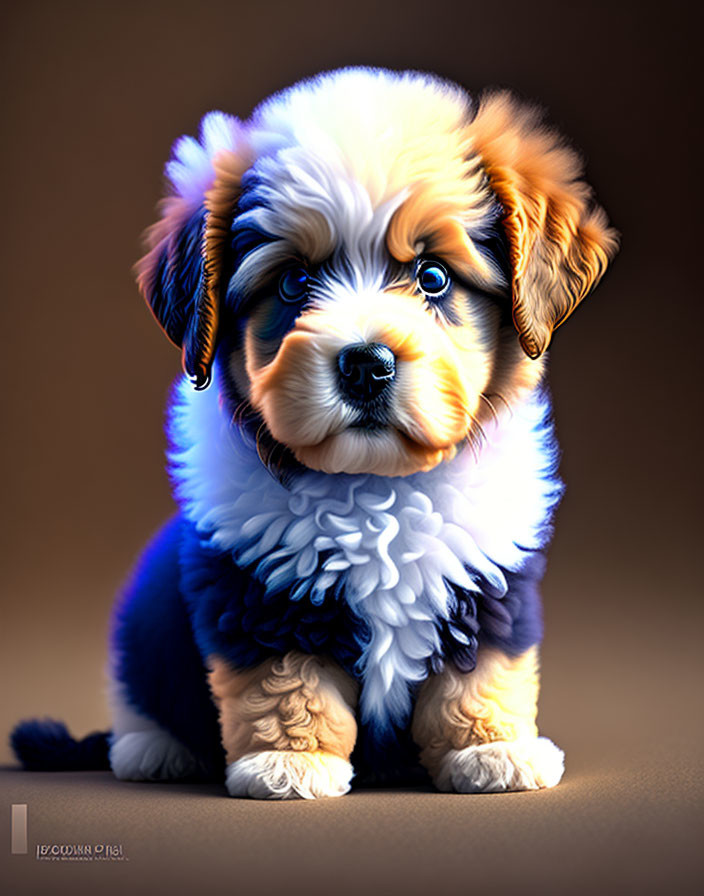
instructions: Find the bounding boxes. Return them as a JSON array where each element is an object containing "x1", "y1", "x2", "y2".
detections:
[
  {"x1": 279, "y1": 266, "x2": 308, "y2": 303},
  {"x1": 417, "y1": 260, "x2": 450, "y2": 297}
]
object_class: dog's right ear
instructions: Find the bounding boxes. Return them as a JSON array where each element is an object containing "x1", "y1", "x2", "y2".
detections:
[
  {"x1": 135, "y1": 114, "x2": 251, "y2": 389},
  {"x1": 468, "y1": 92, "x2": 619, "y2": 359}
]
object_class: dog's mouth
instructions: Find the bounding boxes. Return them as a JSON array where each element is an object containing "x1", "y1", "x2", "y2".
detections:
[
  {"x1": 347, "y1": 401, "x2": 391, "y2": 431},
  {"x1": 250, "y1": 370, "x2": 472, "y2": 476},
  {"x1": 280, "y1": 419, "x2": 464, "y2": 477},
  {"x1": 349, "y1": 420, "x2": 388, "y2": 432}
]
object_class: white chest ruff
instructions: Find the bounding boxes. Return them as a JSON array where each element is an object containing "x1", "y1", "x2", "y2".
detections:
[{"x1": 169, "y1": 374, "x2": 560, "y2": 729}]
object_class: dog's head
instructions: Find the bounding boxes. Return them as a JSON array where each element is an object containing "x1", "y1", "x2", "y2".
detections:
[{"x1": 137, "y1": 69, "x2": 618, "y2": 478}]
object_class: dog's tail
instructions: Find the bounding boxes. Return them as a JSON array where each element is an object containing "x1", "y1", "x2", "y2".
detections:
[{"x1": 10, "y1": 719, "x2": 111, "y2": 771}]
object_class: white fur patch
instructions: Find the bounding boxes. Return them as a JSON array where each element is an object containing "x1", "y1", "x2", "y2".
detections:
[
  {"x1": 166, "y1": 111, "x2": 245, "y2": 206},
  {"x1": 170, "y1": 374, "x2": 559, "y2": 731},
  {"x1": 107, "y1": 671, "x2": 201, "y2": 781},
  {"x1": 226, "y1": 751, "x2": 353, "y2": 799},
  {"x1": 434, "y1": 737, "x2": 565, "y2": 793},
  {"x1": 110, "y1": 731, "x2": 200, "y2": 782}
]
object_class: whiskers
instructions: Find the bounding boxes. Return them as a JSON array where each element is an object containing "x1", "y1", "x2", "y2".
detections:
[
  {"x1": 483, "y1": 391, "x2": 513, "y2": 417},
  {"x1": 457, "y1": 405, "x2": 486, "y2": 463},
  {"x1": 459, "y1": 392, "x2": 512, "y2": 463},
  {"x1": 254, "y1": 419, "x2": 300, "y2": 488},
  {"x1": 226, "y1": 396, "x2": 299, "y2": 487},
  {"x1": 478, "y1": 392, "x2": 500, "y2": 424},
  {"x1": 230, "y1": 397, "x2": 256, "y2": 429}
]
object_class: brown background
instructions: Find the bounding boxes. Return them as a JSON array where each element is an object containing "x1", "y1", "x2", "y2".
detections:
[{"x1": 1, "y1": 0, "x2": 702, "y2": 893}]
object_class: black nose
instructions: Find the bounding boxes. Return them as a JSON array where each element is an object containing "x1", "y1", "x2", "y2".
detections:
[{"x1": 337, "y1": 342, "x2": 396, "y2": 404}]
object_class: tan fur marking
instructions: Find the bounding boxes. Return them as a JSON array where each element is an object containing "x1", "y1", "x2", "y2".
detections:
[
  {"x1": 246, "y1": 288, "x2": 496, "y2": 475},
  {"x1": 387, "y1": 175, "x2": 499, "y2": 287},
  {"x1": 191, "y1": 149, "x2": 252, "y2": 383},
  {"x1": 412, "y1": 646, "x2": 540, "y2": 780},
  {"x1": 467, "y1": 93, "x2": 619, "y2": 357},
  {"x1": 208, "y1": 653, "x2": 358, "y2": 765}
]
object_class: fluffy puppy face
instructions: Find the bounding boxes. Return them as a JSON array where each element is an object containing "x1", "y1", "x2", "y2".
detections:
[
  {"x1": 242, "y1": 277, "x2": 500, "y2": 477},
  {"x1": 136, "y1": 69, "x2": 618, "y2": 478}
]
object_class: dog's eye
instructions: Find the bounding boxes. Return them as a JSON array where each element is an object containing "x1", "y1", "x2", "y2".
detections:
[
  {"x1": 278, "y1": 266, "x2": 309, "y2": 303},
  {"x1": 416, "y1": 260, "x2": 450, "y2": 298}
]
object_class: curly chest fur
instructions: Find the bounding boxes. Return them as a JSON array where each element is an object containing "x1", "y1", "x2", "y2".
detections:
[{"x1": 170, "y1": 372, "x2": 561, "y2": 731}]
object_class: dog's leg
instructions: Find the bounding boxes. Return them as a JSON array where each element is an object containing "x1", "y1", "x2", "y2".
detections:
[
  {"x1": 208, "y1": 652, "x2": 358, "y2": 799},
  {"x1": 412, "y1": 646, "x2": 564, "y2": 792},
  {"x1": 108, "y1": 680, "x2": 203, "y2": 781}
]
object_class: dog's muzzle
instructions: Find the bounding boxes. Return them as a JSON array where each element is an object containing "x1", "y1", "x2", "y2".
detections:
[{"x1": 336, "y1": 342, "x2": 396, "y2": 406}]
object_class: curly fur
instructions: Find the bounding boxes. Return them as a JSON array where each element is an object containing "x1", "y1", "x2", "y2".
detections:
[
  {"x1": 208, "y1": 652, "x2": 358, "y2": 767},
  {"x1": 412, "y1": 646, "x2": 541, "y2": 779}
]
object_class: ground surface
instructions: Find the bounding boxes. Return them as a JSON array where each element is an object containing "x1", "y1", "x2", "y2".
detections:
[{"x1": 1, "y1": 752, "x2": 701, "y2": 896}]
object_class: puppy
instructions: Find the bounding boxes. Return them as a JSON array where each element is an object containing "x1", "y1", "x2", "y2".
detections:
[{"x1": 12, "y1": 68, "x2": 618, "y2": 797}]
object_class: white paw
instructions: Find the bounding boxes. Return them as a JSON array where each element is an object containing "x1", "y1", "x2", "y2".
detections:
[
  {"x1": 226, "y1": 751, "x2": 354, "y2": 799},
  {"x1": 435, "y1": 737, "x2": 565, "y2": 793},
  {"x1": 109, "y1": 730, "x2": 200, "y2": 781}
]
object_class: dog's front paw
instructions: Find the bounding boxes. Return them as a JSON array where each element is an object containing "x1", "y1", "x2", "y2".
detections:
[
  {"x1": 434, "y1": 737, "x2": 564, "y2": 793},
  {"x1": 225, "y1": 750, "x2": 353, "y2": 799}
]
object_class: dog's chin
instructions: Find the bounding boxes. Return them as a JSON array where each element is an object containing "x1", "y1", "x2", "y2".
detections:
[{"x1": 289, "y1": 427, "x2": 458, "y2": 477}]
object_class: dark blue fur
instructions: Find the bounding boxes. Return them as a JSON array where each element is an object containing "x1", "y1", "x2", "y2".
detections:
[
  {"x1": 179, "y1": 522, "x2": 367, "y2": 677},
  {"x1": 150, "y1": 206, "x2": 206, "y2": 345},
  {"x1": 10, "y1": 719, "x2": 110, "y2": 771},
  {"x1": 441, "y1": 552, "x2": 547, "y2": 674},
  {"x1": 110, "y1": 516, "x2": 224, "y2": 778},
  {"x1": 352, "y1": 715, "x2": 430, "y2": 787}
]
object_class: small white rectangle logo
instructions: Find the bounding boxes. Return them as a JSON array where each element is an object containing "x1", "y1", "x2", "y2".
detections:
[{"x1": 11, "y1": 804, "x2": 28, "y2": 854}]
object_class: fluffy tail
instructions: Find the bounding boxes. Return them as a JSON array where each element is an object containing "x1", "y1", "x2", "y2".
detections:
[{"x1": 10, "y1": 719, "x2": 111, "y2": 771}]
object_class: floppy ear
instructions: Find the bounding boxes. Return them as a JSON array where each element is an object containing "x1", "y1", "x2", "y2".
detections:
[
  {"x1": 135, "y1": 113, "x2": 250, "y2": 388},
  {"x1": 468, "y1": 92, "x2": 620, "y2": 358}
]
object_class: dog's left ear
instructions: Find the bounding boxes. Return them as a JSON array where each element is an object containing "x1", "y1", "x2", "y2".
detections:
[
  {"x1": 468, "y1": 93, "x2": 620, "y2": 358},
  {"x1": 135, "y1": 113, "x2": 250, "y2": 388}
]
